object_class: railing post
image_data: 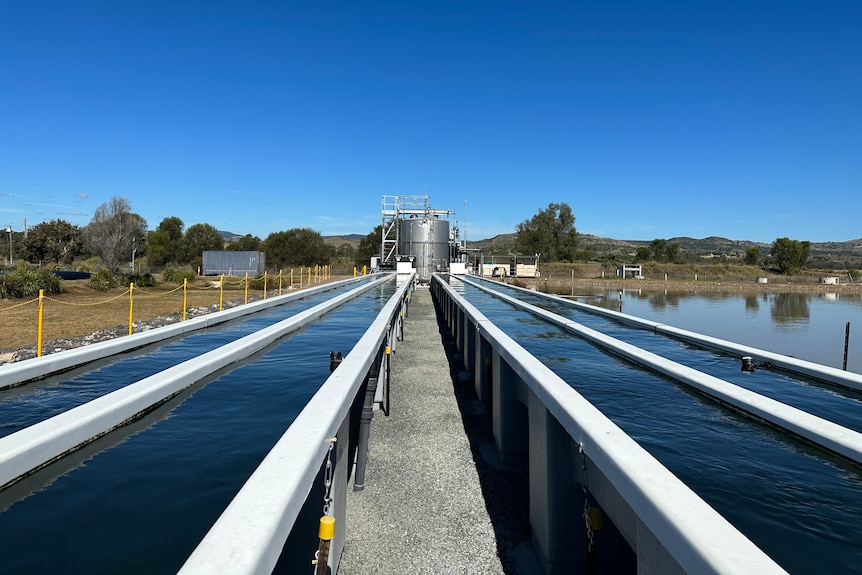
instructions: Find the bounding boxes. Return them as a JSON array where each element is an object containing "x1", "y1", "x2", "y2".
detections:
[
  {"x1": 128, "y1": 282, "x2": 135, "y2": 335},
  {"x1": 37, "y1": 289, "x2": 44, "y2": 357},
  {"x1": 183, "y1": 278, "x2": 188, "y2": 321}
]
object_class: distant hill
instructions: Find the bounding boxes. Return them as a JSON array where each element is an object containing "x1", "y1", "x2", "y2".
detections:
[
  {"x1": 219, "y1": 230, "x2": 243, "y2": 243},
  {"x1": 467, "y1": 233, "x2": 862, "y2": 267},
  {"x1": 224, "y1": 230, "x2": 862, "y2": 267}
]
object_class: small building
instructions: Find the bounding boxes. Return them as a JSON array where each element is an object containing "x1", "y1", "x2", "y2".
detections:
[
  {"x1": 478, "y1": 255, "x2": 540, "y2": 278},
  {"x1": 617, "y1": 264, "x2": 643, "y2": 279},
  {"x1": 819, "y1": 276, "x2": 840, "y2": 285},
  {"x1": 202, "y1": 251, "x2": 266, "y2": 276}
]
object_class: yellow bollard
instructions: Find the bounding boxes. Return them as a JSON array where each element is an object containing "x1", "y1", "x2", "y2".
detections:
[
  {"x1": 183, "y1": 278, "x2": 188, "y2": 321},
  {"x1": 278, "y1": 270, "x2": 283, "y2": 295},
  {"x1": 353, "y1": 267, "x2": 357, "y2": 278},
  {"x1": 37, "y1": 289, "x2": 44, "y2": 357},
  {"x1": 128, "y1": 282, "x2": 135, "y2": 335},
  {"x1": 308, "y1": 267, "x2": 311, "y2": 285},
  {"x1": 219, "y1": 274, "x2": 224, "y2": 311},
  {"x1": 244, "y1": 272, "x2": 249, "y2": 305},
  {"x1": 363, "y1": 265, "x2": 367, "y2": 275},
  {"x1": 263, "y1": 271, "x2": 268, "y2": 300}
]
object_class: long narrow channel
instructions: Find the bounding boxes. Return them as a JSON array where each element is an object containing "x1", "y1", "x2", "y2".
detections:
[
  {"x1": 449, "y1": 276, "x2": 862, "y2": 575},
  {"x1": 474, "y1": 277, "x2": 862, "y2": 433},
  {"x1": 0, "y1": 278, "x2": 375, "y2": 438},
  {"x1": 0, "y1": 280, "x2": 396, "y2": 574}
]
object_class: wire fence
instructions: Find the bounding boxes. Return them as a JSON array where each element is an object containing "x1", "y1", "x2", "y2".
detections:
[{"x1": 0, "y1": 265, "x2": 357, "y2": 358}]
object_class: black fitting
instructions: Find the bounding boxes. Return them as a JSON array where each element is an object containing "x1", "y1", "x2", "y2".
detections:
[{"x1": 329, "y1": 350, "x2": 343, "y2": 372}]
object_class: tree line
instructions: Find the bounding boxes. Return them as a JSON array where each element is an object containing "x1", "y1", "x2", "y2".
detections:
[
  {"x1": 512, "y1": 202, "x2": 814, "y2": 275},
  {"x1": 12, "y1": 195, "x2": 378, "y2": 276},
  {"x1": 9, "y1": 196, "x2": 817, "y2": 280}
]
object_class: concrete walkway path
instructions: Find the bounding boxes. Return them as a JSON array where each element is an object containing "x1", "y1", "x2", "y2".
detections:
[{"x1": 339, "y1": 284, "x2": 538, "y2": 574}]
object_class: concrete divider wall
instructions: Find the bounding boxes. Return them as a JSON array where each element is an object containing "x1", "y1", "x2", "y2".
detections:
[
  {"x1": 432, "y1": 275, "x2": 788, "y2": 575},
  {"x1": 463, "y1": 276, "x2": 862, "y2": 466},
  {"x1": 475, "y1": 277, "x2": 862, "y2": 392},
  {"x1": 179, "y1": 275, "x2": 415, "y2": 575},
  {"x1": 0, "y1": 276, "x2": 372, "y2": 390},
  {"x1": 0, "y1": 276, "x2": 393, "y2": 491}
]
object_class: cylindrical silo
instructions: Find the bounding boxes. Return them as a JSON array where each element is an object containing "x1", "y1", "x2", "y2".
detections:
[{"x1": 400, "y1": 216, "x2": 450, "y2": 282}]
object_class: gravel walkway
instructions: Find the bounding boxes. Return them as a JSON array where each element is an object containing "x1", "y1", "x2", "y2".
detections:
[{"x1": 339, "y1": 285, "x2": 539, "y2": 575}]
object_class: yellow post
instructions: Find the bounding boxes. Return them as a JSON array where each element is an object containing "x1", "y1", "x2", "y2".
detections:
[
  {"x1": 263, "y1": 271, "x2": 268, "y2": 300},
  {"x1": 353, "y1": 267, "x2": 357, "y2": 278},
  {"x1": 128, "y1": 282, "x2": 135, "y2": 335},
  {"x1": 299, "y1": 267, "x2": 303, "y2": 289},
  {"x1": 37, "y1": 289, "x2": 44, "y2": 357},
  {"x1": 363, "y1": 265, "x2": 367, "y2": 275},
  {"x1": 308, "y1": 267, "x2": 311, "y2": 285},
  {"x1": 183, "y1": 278, "x2": 188, "y2": 321},
  {"x1": 244, "y1": 272, "x2": 249, "y2": 305},
  {"x1": 290, "y1": 268, "x2": 294, "y2": 289},
  {"x1": 219, "y1": 274, "x2": 224, "y2": 311},
  {"x1": 278, "y1": 270, "x2": 283, "y2": 295}
]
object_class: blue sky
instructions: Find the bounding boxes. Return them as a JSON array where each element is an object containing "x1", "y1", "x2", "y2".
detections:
[{"x1": 2, "y1": 1, "x2": 859, "y2": 244}]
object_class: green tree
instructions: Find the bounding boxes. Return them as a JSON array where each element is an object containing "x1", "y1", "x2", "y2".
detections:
[
  {"x1": 596, "y1": 253, "x2": 624, "y2": 271},
  {"x1": 226, "y1": 234, "x2": 262, "y2": 252},
  {"x1": 262, "y1": 228, "x2": 333, "y2": 268},
  {"x1": 514, "y1": 202, "x2": 578, "y2": 262},
  {"x1": 744, "y1": 247, "x2": 761, "y2": 266},
  {"x1": 146, "y1": 216, "x2": 185, "y2": 266},
  {"x1": 635, "y1": 246, "x2": 651, "y2": 262},
  {"x1": 771, "y1": 237, "x2": 810, "y2": 275},
  {"x1": 183, "y1": 223, "x2": 225, "y2": 265},
  {"x1": 19, "y1": 219, "x2": 83, "y2": 265},
  {"x1": 83, "y1": 196, "x2": 147, "y2": 273},
  {"x1": 355, "y1": 225, "x2": 383, "y2": 268},
  {"x1": 665, "y1": 242, "x2": 682, "y2": 263},
  {"x1": 649, "y1": 239, "x2": 668, "y2": 261}
]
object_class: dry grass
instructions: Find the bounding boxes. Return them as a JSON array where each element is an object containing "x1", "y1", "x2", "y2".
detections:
[{"x1": 0, "y1": 276, "x2": 347, "y2": 351}]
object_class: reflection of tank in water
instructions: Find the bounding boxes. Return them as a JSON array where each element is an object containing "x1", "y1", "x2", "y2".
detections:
[{"x1": 400, "y1": 215, "x2": 450, "y2": 282}]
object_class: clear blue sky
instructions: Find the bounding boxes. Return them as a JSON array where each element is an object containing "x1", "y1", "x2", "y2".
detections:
[{"x1": 2, "y1": 1, "x2": 860, "y2": 244}]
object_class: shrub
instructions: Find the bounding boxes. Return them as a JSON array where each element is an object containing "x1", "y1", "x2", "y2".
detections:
[
  {"x1": 163, "y1": 267, "x2": 197, "y2": 284},
  {"x1": 118, "y1": 272, "x2": 156, "y2": 287},
  {"x1": 88, "y1": 269, "x2": 119, "y2": 291},
  {"x1": 0, "y1": 263, "x2": 63, "y2": 299}
]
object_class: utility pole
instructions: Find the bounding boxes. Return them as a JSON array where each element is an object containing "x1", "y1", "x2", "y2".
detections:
[{"x1": 5, "y1": 226, "x2": 12, "y2": 266}]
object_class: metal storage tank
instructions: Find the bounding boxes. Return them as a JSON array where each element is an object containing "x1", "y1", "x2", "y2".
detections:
[{"x1": 400, "y1": 216, "x2": 450, "y2": 282}]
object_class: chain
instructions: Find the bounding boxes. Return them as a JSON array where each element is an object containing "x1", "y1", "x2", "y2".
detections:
[
  {"x1": 322, "y1": 437, "x2": 337, "y2": 516},
  {"x1": 579, "y1": 442, "x2": 596, "y2": 552}
]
